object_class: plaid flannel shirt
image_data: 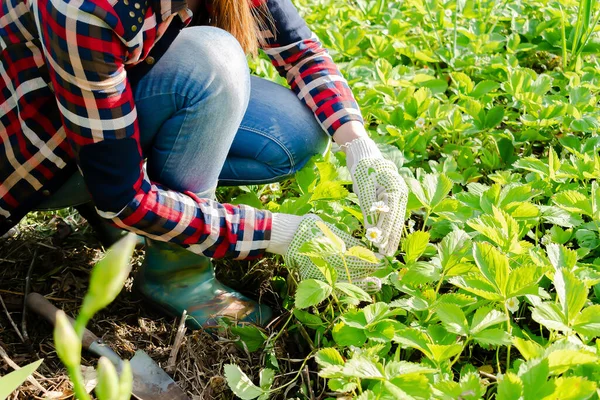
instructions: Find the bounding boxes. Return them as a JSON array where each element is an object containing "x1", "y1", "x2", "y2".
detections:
[{"x1": 0, "y1": 0, "x2": 363, "y2": 259}]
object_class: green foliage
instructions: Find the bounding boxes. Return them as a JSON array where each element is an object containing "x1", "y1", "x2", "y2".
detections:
[
  {"x1": 0, "y1": 359, "x2": 43, "y2": 400},
  {"x1": 237, "y1": 0, "x2": 600, "y2": 398},
  {"x1": 54, "y1": 234, "x2": 137, "y2": 400}
]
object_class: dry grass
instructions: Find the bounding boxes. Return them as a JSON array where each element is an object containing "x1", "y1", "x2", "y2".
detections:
[{"x1": 0, "y1": 209, "x2": 310, "y2": 399}]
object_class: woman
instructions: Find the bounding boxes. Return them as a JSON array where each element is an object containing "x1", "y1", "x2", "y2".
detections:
[{"x1": 0, "y1": 0, "x2": 408, "y2": 327}]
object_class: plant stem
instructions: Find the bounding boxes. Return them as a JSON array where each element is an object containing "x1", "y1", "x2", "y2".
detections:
[
  {"x1": 560, "y1": 5, "x2": 568, "y2": 70},
  {"x1": 341, "y1": 254, "x2": 353, "y2": 285},
  {"x1": 67, "y1": 366, "x2": 92, "y2": 400},
  {"x1": 504, "y1": 304, "x2": 513, "y2": 372}
]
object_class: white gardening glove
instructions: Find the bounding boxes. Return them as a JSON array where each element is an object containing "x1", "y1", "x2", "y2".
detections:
[
  {"x1": 266, "y1": 213, "x2": 383, "y2": 290},
  {"x1": 343, "y1": 137, "x2": 409, "y2": 256}
]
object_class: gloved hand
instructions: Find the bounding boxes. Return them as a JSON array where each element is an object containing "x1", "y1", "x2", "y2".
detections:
[
  {"x1": 266, "y1": 214, "x2": 383, "y2": 290},
  {"x1": 343, "y1": 137, "x2": 409, "y2": 256}
]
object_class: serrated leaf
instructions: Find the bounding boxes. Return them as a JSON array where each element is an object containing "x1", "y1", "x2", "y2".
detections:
[
  {"x1": 546, "y1": 243, "x2": 578, "y2": 270},
  {"x1": 402, "y1": 231, "x2": 430, "y2": 263},
  {"x1": 315, "y1": 348, "x2": 345, "y2": 368},
  {"x1": 449, "y1": 276, "x2": 504, "y2": 301},
  {"x1": 497, "y1": 372, "x2": 523, "y2": 400},
  {"x1": 473, "y1": 242, "x2": 509, "y2": 296},
  {"x1": 336, "y1": 282, "x2": 372, "y2": 302},
  {"x1": 573, "y1": 305, "x2": 600, "y2": 337},
  {"x1": 295, "y1": 279, "x2": 332, "y2": 309},
  {"x1": 259, "y1": 369, "x2": 275, "y2": 390},
  {"x1": 531, "y1": 302, "x2": 570, "y2": 333},
  {"x1": 343, "y1": 356, "x2": 384, "y2": 379},
  {"x1": 316, "y1": 221, "x2": 346, "y2": 253},
  {"x1": 470, "y1": 307, "x2": 507, "y2": 334},
  {"x1": 472, "y1": 329, "x2": 511, "y2": 346},
  {"x1": 435, "y1": 303, "x2": 468, "y2": 335},
  {"x1": 547, "y1": 349, "x2": 598, "y2": 375},
  {"x1": 553, "y1": 190, "x2": 593, "y2": 217},
  {"x1": 310, "y1": 180, "x2": 349, "y2": 202},
  {"x1": 332, "y1": 322, "x2": 367, "y2": 347},
  {"x1": 230, "y1": 325, "x2": 266, "y2": 352},
  {"x1": 427, "y1": 344, "x2": 463, "y2": 363},
  {"x1": 505, "y1": 266, "x2": 544, "y2": 298},
  {"x1": 224, "y1": 364, "x2": 264, "y2": 400},
  {"x1": 345, "y1": 246, "x2": 379, "y2": 264},
  {"x1": 293, "y1": 309, "x2": 325, "y2": 330},
  {"x1": 512, "y1": 337, "x2": 544, "y2": 360},
  {"x1": 540, "y1": 376, "x2": 596, "y2": 400},
  {"x1": 423, "y1": 173, "x2": 454, "y2": 210},
  {"x1": 554, "y1": 269, "x2": 587, "y2": 323}
]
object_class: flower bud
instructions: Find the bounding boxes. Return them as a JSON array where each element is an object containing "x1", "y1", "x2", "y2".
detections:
[
  {"x1": 96, "y1": 357, "x2": 119, "y2": 400},
  {"x1": 81, "y1": 234, "x2": 136, "y2": 319},
  {"x1": 54, "y1": 310, "x2": 81, "y2": 369},
  {"x1": 118, "y1": 360, "x2": 133, "y2": 400}
]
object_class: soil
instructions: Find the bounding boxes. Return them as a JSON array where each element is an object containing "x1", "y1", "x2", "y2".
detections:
[{"x1": 0, "y1": 210, "x2": 307, "y2": 399}]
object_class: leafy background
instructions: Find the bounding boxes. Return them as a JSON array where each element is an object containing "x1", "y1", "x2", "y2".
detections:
[{"x1": 223, "y1": 0, "x2": 600, "y2": 398}]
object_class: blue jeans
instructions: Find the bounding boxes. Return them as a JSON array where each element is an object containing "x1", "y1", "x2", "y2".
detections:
[
  {"x1": 134, "y1": 26, "x2": 328, "y2": 198},
  {"x1": 37, "y1": 26, "x2": 329, "y2": 210}
]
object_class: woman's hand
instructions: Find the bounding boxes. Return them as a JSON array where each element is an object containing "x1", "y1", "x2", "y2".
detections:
[
  {"x1": 335, "y1": 122, "x2": 409, "y2": 257},
  {"x1": 266, "y1": 214, "x2": 383, "y2": 291}
]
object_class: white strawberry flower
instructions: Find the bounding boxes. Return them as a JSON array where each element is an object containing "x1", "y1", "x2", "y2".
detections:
[
  {"x1": 366, "y1": 227, "x2": 383, "y2": 243},
  {"x1": 506, "y1": 297, "x2": 520, "y2": 314},
  {"x1": 415, "y1": 117, "x2": 426, "y2": 129},
  {"x1": 268, "y1": 183, "x2": 280, "y2": 192},
  {"x1": 445, "y1": 9, "x2": 453, "y2": 18},
  {"x1": 370, "y1": 201, "x2": 390, "y2": 213}
]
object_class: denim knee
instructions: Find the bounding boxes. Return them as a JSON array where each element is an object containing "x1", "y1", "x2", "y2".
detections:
[{"x1": 174, "y1": 26, "x2": 251, "y2": 113}]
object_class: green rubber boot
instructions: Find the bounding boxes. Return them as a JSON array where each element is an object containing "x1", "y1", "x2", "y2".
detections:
[{"x1": 135, "y1": 240, "x2": 272, "y2": 329}]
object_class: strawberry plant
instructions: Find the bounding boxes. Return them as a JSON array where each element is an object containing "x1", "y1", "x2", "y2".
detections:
[{"x1": 229, "y1": 0, "x2": 600, "y2": 398}]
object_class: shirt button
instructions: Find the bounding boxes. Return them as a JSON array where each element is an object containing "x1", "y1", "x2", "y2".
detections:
[
  {"x1": 42, "y1": 189, "x2": 51, "y2": 196},
  {"x1": 145, "y1": 56, "x2": 155, "y2": 65}
]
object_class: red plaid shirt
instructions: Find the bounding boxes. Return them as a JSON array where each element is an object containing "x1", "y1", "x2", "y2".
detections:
[{"x1": 0, "y1": 0, "x2": 363, "y2": 258}]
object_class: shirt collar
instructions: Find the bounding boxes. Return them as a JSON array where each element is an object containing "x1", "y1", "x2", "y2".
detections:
[{"x1": 148, "y1": 0, "x2": 190, "y2": 23}]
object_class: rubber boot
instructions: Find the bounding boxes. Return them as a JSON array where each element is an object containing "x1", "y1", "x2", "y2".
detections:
[{"x1": 135, "y1": 239, "x2": 272, "y2": 329}]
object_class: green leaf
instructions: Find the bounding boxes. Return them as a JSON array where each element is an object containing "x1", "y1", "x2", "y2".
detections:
[
  {"x1": 449, "y1": 275, "x2": 504, "y2": 301},
  {"x1": 259, "y1": 369, "x2": 275, "y2": 391},
  {"x1": 310, "y1": 180, "x2": 349, "y2": 202},
  {"x1": 505, "y1": 266, "x2": 544, "y2": 298},
  {"x1": 315, "y1": 348, "x2": 345, "y2": 368},
  {"x1": 230, "y1": 325, "x2": 266, "y2": 352},
  {"x1": 224, "y1": 364, "x2": 265, "y2": 400},
  {"x1": 231, "y1": 192, "x2": 263, "y2": 209},
  {"x1": 427, "y1": 344, "x2": 464, "y2": 363},
  {"x1": 573, "y1": 305, "x2": 600, "y2": 337},
  {"x1": 547, "y1": 349, "x2": 598, "y2": 375},
  {"x1": 554, "y1": 269, "x2": 587, "y2": 323},
  {"x1": 435, "y1": 303, "x2": 468, "y2": 336},
  {"x1": 345, "y1": 246, "x2": 379, "y2": 264},
  {"x1": 470, "y1": 307, "x2": 507, "y2": 334},
  {"x1": 497, "y1": 372, "x2": 523, "y2": 400},
  {"x1": 470, "y1": 80, "x2": 500, "y2": 98},
  {"x1": 512, "y1": 337, "x2": 544, "y2": 360},
  {"x1": 0, "y1": 359, "x2": 44, "y2": 400},
  {"x1": 336, "y1": 282, "x2": 372, "y2": 302},
  {"x1": 402, "y1": 231, "x2": 430, "y2": 263},
  {"x1": 473, "y1": 242, "x2": 509, "y2": 296},
  {"x1": 546, "y1": 243, "x2": 578, "y2": 270},
  {"x1": 343, "y1": 356, "x2": 384, "y2": 379},
  {"x1": 473, "y1": 329, "x2": 511, "y2": 346},
  {"x1": 298, "y1": 236, "x2": 340, "y2": 258},
  {"x1": 295, "y1": 279, "x2": 332, "y2": 309},
  {"x1": 293, "y1": 309, "x2": 325, "y2": 330},
  {"x1": 553, "y1": 190, "x2": 593, "y2": 217},
  {"x1": 423, "y1": 173, "x2": 454, "y2": 210},
  {"x1": 485, "y1": 106, "x2": 505, "y2": 129},
  {"x1": 332, "y1": 322, "x2": 367, "y2": 347},
  {"x1": 531, "y1": 302, "x2": 570, "y2": 333},
  {"x1": 540, "y1": 376, "x2": 596, "y2": 400}
]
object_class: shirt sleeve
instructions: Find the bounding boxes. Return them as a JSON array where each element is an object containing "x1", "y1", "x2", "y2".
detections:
[
  {"x1": 35, "y1": 0, "x2": 271, "y2": 260},
  {"x1": 258, "y1": 0, "x2": 364, "y2": 136}
]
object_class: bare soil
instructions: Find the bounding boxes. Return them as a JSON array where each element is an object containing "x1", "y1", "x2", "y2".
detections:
[{"x1": 0, "y1": 210, "x2": 307, "y2": 399}]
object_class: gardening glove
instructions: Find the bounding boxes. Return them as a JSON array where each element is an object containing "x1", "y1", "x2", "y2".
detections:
[
  {"x1": 343, "y1": 137, "x2": 409, "y2": 256},
  {"x1": 266, "y1": 213, "x2": 383, "y2": 291}
]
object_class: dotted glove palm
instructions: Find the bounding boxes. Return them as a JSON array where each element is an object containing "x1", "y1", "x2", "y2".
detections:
[
  {"x1": 266, "y1": 214, "x2": 383, "y2": 289},
  {"x1": 344, "y1": 137, "x2": 409, "y2": 256}
]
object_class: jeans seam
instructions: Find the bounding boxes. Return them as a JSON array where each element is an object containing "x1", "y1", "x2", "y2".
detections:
[{"x1": 238, "y1": 124, "x2": 295, "y2": 173}]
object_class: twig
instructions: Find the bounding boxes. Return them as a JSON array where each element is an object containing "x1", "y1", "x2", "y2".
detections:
[
  {"x1": 0, "y1": 342, "x2": 47, "y2": 394},
  {"x1": 479, "y1": 371, "x2": 497, "y2": 381},
  {"x1": 303, "y1": 366, "x2": 314, "y2": 400},
  {"x1": 0, "y1": 294, "x2": 25, "y2": 343},
  {"x1": 22, "y1": 249, "x2": 38, "y2": 343},
  {"x1": 166, "y1": 310, "x2": 187, "y2": 374},
  {"x1": 0, "y1": 257, "x2": 16, "y2": 263},
  {"x1": 0, "y1": 289, "x2": 76, "y2": 302}
]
